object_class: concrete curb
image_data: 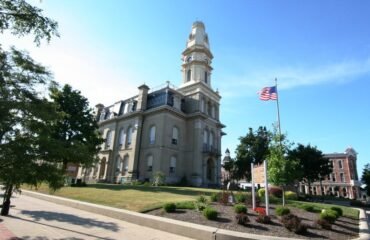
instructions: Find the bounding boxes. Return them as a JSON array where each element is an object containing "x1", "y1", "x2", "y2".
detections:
[
  {"x1": 355, "y1": 208, "x2": 370, "y2": 240},
  {"x1": 22, "y1": 190, "x2": 362, "y2": 240}
]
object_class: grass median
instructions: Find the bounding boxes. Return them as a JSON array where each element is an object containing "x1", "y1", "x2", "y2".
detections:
[{"x1": 23, "y1": 183, "x2": 218, "y2": 212}]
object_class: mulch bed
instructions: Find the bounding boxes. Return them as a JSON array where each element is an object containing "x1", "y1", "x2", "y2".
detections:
[{"x1": 147, "y1": 203, "x2": 359, "y2": 240}]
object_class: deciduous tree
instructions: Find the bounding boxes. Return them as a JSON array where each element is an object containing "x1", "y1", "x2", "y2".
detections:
[
  {"x1": 288, "y1": 144, "x2": 331, "y2": 196},
  {"x1": 234, "y1": 126, "x2": 270, "y2": 181},
  {"x1": 361, "y1": 164, "x2": 370, "y2": 195}
]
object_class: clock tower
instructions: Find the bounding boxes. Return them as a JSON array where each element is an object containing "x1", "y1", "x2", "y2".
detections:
[{"x1": 181, "y1": 21, "x2": 213, "y2": 88}]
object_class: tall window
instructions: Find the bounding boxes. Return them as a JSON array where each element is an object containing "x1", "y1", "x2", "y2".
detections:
[
  {"x1": 116, "y1": 156, "x2": 122, "y2": 173},
  {"x1": 187, "y1": 69, "x2": 191, "y2": 82},
  {"x1": 209, "y1": 132, "x2": 214, "y2": 149},
  {"x1": 203, "y1": 129, "x2": 208, "y2": 150},
  {"x1": 211, "y1": 105, "x2": 215, "y2": 118},
  {"x1": 338, "y1": 160, "x2": 343, "y2": 169},
  {"x1": 149, "y1": 126, "x2": 156, "y2": 144},
  {"x1": 118, "y1": 128, "x2": 125, "y2": 146},
  {"x1": 340, "y1": 173, "x2": 344, "y2": 182},
  {"x1": 170, "y1": 156, "x2": 176, "y2": 173},
  {"x1": 106, "y1": 130, "x2": 112, "y2": 149},
  {"x1": 123, "y1": 155, "x2": 129, "y2": 174},
  {"x1": 200, "y1": 98, "x2": 205, "y2": 112},
  {"x1": 147, "y1": 155, "x2": 153, "y2": 172},
  {"x1": 127, "y1": 127, "x2": 133, "y2": 146},
  {"x1": 172, "y1": 127, "x2": 178, "y2": 145},
  {"x1": 204, "y1": 71, "x2": 208, "y2": 83}
]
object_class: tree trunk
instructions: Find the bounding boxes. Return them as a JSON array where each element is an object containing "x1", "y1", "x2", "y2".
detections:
[
  {"x1": 308, "y1": 181, "x2": 311, "y2": 196},
  {"x1": 282, "y1": 185, "x2": 285, "y2": 206},
  {"x1": 1, "y1": 184, "x2": 13, "y2": 216}
]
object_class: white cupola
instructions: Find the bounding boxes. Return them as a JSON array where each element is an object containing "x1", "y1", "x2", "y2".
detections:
[{"x1": 181, "y1": 21, "x2": 213, "y2": 88}]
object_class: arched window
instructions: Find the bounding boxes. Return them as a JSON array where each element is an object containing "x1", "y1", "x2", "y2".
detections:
[
  {"x1": 187, "y1": 69, "x2": 191, "y2": 82},
  {"x1": 106, "y1": 130, "x2": 112, "y2": 149},
  {"x1": 123, "y1": 155, "x2": 129, "y2": 174},
  {"x1": 170, "y1": 156, "x2": 176, "y2": 173},
  {"x1": 147, "y1": 155, "x2": 153, "y2": 172},
  {"x1": 118, "y1": 128, "x2": 125, "y2": 146},
  {"x1": 204, "y1": 71, "x2": 208, "y2": 83},
  {"x1": 172, "y1": 127, "x2": 178, "y2": 145},
  {"x1": 149, "y1": 126, "x2": 156, "y2": 144},
  {"x1": 127, "y1": 126, "x2": 133, "y2": 146}
]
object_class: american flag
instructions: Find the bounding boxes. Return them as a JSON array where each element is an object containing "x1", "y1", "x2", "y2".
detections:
[{"x1": 259, "y1": 86, "x2": 277, "y2": 101}]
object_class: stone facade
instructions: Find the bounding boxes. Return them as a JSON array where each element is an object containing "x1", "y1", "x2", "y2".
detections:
[
  {"x1": 299, "y1": 147, "x2": 362, "y2": 199},
  {"x1": 77, "y1": 22, "x2": 225, "y2": 187}
]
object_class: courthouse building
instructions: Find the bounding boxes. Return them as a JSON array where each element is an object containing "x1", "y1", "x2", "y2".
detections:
[{"x1": 77, "y1": 22, "x2": 225, "y2": 187}]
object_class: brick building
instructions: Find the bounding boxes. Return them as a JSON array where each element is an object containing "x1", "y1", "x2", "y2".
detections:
[{"x1": 299, "y1": 147, "x2": 361, "y2": 199}]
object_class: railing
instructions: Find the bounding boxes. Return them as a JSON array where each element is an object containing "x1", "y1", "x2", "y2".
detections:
[{"x1": 202, "y1": 144, "x2": 220, "y2": 156}]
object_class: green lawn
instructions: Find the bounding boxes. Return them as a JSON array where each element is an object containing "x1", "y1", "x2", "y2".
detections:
[
  {"x1": 24, "y1": 183, "x2": 218, "y2": 212},
  {"x1": 23, "y1": 184, "x2": 360, "y2": 219},
  {"x1": 287, "y1": 200, "x2": 359, "y2": 219}
]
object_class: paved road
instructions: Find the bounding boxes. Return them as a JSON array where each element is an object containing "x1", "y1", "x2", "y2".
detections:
[{"x1": 0, "y1": 194, "x2": 193, "y2": 240}]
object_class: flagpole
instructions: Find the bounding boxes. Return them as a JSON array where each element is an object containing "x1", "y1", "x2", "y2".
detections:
[{"x1": 275, "y1": 78, "x2": 282, "y2": 147}]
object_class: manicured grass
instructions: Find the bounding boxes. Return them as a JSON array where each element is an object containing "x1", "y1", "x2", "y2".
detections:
[
  {"x1": 23, "y1": 183, "x2": 218, "y2": 212},
  {"x1": 287, "y1": 200, "x2": 359, "y2": 219}
]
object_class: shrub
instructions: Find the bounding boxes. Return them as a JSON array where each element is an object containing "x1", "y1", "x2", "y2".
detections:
[
  {"x1": 275, "y1": 206, "x2": 290, "y2": 216},
  {"x1": 234, "y1": 204, "x2": 247, "y2": 214},
  {"x1": 320, "y1": 209, "x2": 337, "y2": 223},
  {"x1": 281, "y1": 214, "x2": 307, "y2": 234},
  {"x1": 196, "y1": 195, "x2": 208, "y2": 204},
  {"x1": 153, "y1": 171, "x2": 166, "y2": 186},
  {"x1": 316, "y1": 218, "x2": 332, "y2": 230},
  {"x1": 350, "y1": 200, "x2": 364, "y2": 207},
  {"x1": 203, "y1": 207, "x2": 218, "y2": 220},
  {"x1": 234, "y1": 192, "x2": 247, "y2": 203},
  {"x1": 269, "y1": 187, "x2": 282, "y2": 198},
  {"x1": 235, "y1": 213, "x2": 249, "y2": 225},
  {"x1": 301, "y1": 204, "x2": 315, "y2": 212},
  {"x1": 176, "y1": 201, "x2": 195, "y2": 210},
  {"x1": 330, "y1": 206, "x2": 343, "y2": 218},
  {"x1": 210, "y1": 192, "x2": 219, "y2": 202},
  {"x1": 71, "y1": 182, "x2": 87, "y2": 187},
  {"x1": 163, "y1": 203, "x2": 176, "y2": 213},
  {"x1": 195, "y1": 202, "x2": 208, "y2": 212},
  {"x1": 284, "y1": 191, "x2": 298, "y2": 200},
  {"x1": 257, "y1": 188, "x2": 265, "y2": 198},
  {"x1": 256, "y1": 215, "x2": 271, "y2": 224}
]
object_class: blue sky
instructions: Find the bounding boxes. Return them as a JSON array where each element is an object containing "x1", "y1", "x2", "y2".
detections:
[{"x1": 2, "y1": 0, "x2": 369, "y2": 177}]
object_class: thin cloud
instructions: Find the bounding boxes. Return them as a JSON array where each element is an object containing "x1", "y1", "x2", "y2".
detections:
[{"x1": 218, "y1": 58, "x2": 370, "y2": 98}]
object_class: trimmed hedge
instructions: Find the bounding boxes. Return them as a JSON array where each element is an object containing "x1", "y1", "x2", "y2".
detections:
[
  {"x1": 284, "y1": 191, "x2": 298, "y2": 200},
  {"x1": 163, "y1": 203, "x2": 176, "y2": 212},
  {"x1": 203, "y1": 206, "x2": 218, "y2": 220},
  {"x1": 234, "y1": 204, "x2": 247, "y2": 214},
  {"x1": 275, "y1": 206, "x2": 290, "y2": 216},
  {"x1": 330, "y1": 206, "x2": 343, "y2": 217},
  {"x1": 320, "y1": 209, "x2": 337, "y2": 223}
]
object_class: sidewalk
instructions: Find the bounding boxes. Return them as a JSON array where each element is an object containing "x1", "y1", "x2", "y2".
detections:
[{"x1": 0, "y1": 194, "x2": 193, "y2": 240}]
